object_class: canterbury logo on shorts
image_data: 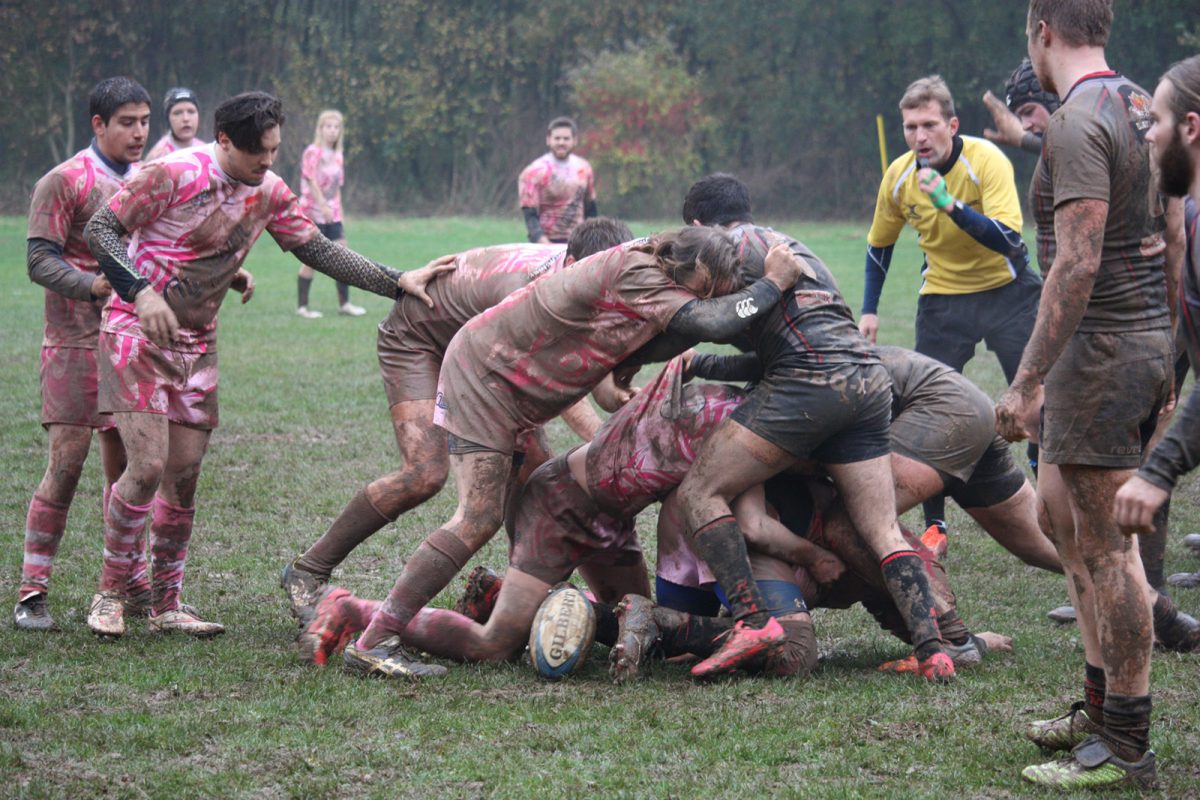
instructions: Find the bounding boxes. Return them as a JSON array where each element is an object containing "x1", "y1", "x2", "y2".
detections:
[{"x1": 735, "y1": 298, "x2": 758, "y2": 318}]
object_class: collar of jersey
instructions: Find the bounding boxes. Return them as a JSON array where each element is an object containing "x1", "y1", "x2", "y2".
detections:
[
  {"x1": 927, "y1": 135, "x2": 964, "y2": 175},
  {"x1": 90, "y1": 139, "x2": 131, "y2": 177},
  {"x1": 1063, "y1": 70, "x2": 1120, "y2": 103}
]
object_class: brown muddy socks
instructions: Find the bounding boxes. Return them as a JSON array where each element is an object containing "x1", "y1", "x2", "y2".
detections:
[
  {"x1": 296, "y1": 487, "x2": 395, "y2": 577},
  {"x1": 879, "y1": 550, "x2": 943, "y2": 660},
  {"x1": 690, "y1": 515, "x2": 771, "y2": 628},
  {"x1": 1102, "y1": 693, "x2": 1151, "y2": 761}
]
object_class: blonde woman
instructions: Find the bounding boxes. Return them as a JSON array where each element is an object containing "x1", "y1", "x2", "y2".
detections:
[{"x1": 297, "y1": 110, "x2": 363, "y2": 317}]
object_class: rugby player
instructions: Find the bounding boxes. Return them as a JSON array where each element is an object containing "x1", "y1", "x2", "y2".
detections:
[
  {"x1": 280, "y1": 218, "x2": 635, "y2": 624},
  {"x1": 145, "y1": 87, "x2": 204, "y2": 162},
  {"x1": 673, "y1": 174, "x2": 955, "y2": 682},
  {"x1": 340, "y1": 226, "x2": 806, "y2": 678},
  {"x1": 982, "y1": 58, "x2": 1059, "y2": 156},
  {"x1": 519, "y1": 117, "x2": 596, "y2": 244},
  {"x1": 996, "y1": 1, "x2": 1171, "y2": 787},
  {"x1": 82, "y1": 91, "x2": 447, "y2": 640},
  {"x1": 15, "y1": 77, "x2": 151, "y2": 632}
]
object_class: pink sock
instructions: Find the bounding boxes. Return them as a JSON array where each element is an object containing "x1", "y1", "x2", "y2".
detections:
[
  {"x1": 98, "y1": 489, "x2": 152, "y2": 594},
  {"x1": 20, "y1": 495, "x2": 70, "y2": 599},
  {"x1": 149, "y1": 496, "x2": 195, "y2": 615},
  {"x1": 340, "y1": 595, "x2": 382, "y2": 631}
]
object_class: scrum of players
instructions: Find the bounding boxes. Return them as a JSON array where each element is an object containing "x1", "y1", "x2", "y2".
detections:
[{"x1": 13, "y1": 0, "x2": 1200, "y2": 789}]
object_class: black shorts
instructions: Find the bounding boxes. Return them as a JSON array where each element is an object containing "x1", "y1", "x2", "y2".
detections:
[
  {"x1": 317, "y1": 221, "x2": 345, "y2": 241},
  {"x1": 731, "y1": 363, "x2": 892, "y2": 464},
  {"x1": 945, "y1": 436, "x2": 1026, "y2": 509}
]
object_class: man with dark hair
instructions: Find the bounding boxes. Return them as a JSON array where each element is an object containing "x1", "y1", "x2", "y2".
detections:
[
  {"x1": 997, "y1": 1, "x2": 1168, "y2": 788},
  {"x1": 519, "y1": 116, "x2": 597, "y2": 244},
  {"x1": 281, "y1": 218, "x2": 634, "y2": 624},
  {"x1": 674, "y1": 173, "x2": 957, "y2": 682},
  {"x1": 14, "y1": 77, "x2": 151, "y2": 632},
  {"x1": 862, "y1": 75, "x2": 1041, "y2": 542},
  {"x1": 82, "y1": 91, "x2": 446, "y2": 640},
  {"x1": 145, "y1": 87, "x2": 203, "y2": 161}
]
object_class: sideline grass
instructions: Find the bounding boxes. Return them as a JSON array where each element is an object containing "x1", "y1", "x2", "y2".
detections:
[{"x1": 1, "y1": 214, "x2": 1198, "y2": 798}]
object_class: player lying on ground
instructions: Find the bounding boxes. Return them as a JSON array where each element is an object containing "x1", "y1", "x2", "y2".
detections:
[{"x1": 281, "y1": 218, "x2": 635, "y2": 625}]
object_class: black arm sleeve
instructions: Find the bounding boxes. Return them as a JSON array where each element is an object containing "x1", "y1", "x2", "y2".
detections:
[
  {"x1": 584, "y1": 199, "x2": 598, "y2": 219},
  {"x1": 946, "y1": 201, "x2": 1030, "y2": 267},
  {"x1": 522, "y1": 207, "x2": 544, "y2": 242},
  {"x1": 85, "y1": 206, "x2": 148, "y2": 303},
  {"x1": 664, "y1": 278, "x2": 783, "y2": 341},
  {"x1": 27, "y1": 238, "x2": 97, "y2": 301},
  {"x1": 618, "y1": 330, "x2": 700, "y2": 371},
  {"x1": 1137, "y1": 387, "x2": 1200, "y2": 492},
  {"x1": 291, "y1": 234, "x2": 405, "y2": 299},
  {"x1": 689, "y1": 352, "x2": 764, "y2": 383},
  {"x1": 1021, "y1": 132, "x2": 1043, "y2": 155}
]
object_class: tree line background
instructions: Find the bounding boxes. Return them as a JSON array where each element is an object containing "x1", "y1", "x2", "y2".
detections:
[{"x1": 1, "y1": 0, "x2": 1196, "y2": 219}]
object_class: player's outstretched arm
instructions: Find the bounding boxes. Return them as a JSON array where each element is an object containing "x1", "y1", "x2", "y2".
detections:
[
  {"x1": 85, "y1": 206, "x2": 178, "y2": 346},
  {"x1": 292, "y1": 233, "x2": 411, "y2": 299},
  {"x1": 982, "y1": 91, "x2": 1041, "y2": 154},
  {"x1": 27, "y1": 238, "x2": 109, "y2": 301}
]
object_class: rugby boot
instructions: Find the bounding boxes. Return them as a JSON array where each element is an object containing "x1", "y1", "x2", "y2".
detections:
[
  {"x1": 338, "y1": 302, "x2": 367, "y2": 317},
  {"x1": 920, "y1": 522, "x2": 949, "y2": 559},
  {"x1": 609, "y1": 594, "x2": 661, "y2": 684},
  {"x1": 1022, "y1": 736, "x2": 1156, "y2": 789},
  {"x1": 690, "y1": 616, "x2": 785, "y2": 678},
  {"x1": 343, "y1": 635, "x2": 448, "y2": 680},
  {"x1": 916, "y1": 651, "x2": 956, "y2": 682},
  {"x1": 1166, "y1": 571, "x2": 1200, "y2": 589},
  {"x1": 452, "y1": 566, "x2": 502, "y2": 624},
  {"x1": 1154, "y1": 606, "x2": 1200, "y2": 652},
  {"x1": 1025, "y1": 700, "x2": 1103, "y2": 751},
  {"x1": 877, "y1": 634, "x2": 989, "y2": 674},
  {"x1": 124, "y1": 587, "x2": 199, "y2": 619},
  {"x1": 149, "y1": 606, "x2": 225, "y2": 638},
  {"x1": 13, "y1": 593, "x2": 59, "y2": 632},
  {"x1": 1183, "y1": 532, "x2": 1200, "y2": 555},
  {"x1": 298, "y1": 587, "x2": 356, "y2": 666},
  {"x1": 296, "y1": 306, "x2": 323, "y2": 319},
  {"x1": 87, "y1": 591, "x2": 126, "y2": 638},
  {"x1": 280, "y1": 559, "x2": 328, "y2": 626},
  {"x1": 1046, "y1": 604, "x2": 1077, "y2": 625}
]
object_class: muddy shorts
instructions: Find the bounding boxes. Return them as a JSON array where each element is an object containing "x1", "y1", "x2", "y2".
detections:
[
  {"x1": 1041, "y1": 329, "x2": 1172, "y2": 469},
  {"x1": 507, "y1": 453, "x2": 643, "y2": 585},
  {"x1": 40, "y1": 346, "x2": 115, "y2": 431},
  {"x1": 98, "y1": 333, "x2": 219, "y2": 430},
  {"x1": 377, "y1": 311, "x2": 443, "y2": 407},
  {"x1": 945, "y1": 436, "x2": 1025, "y2": 509},
  {"x1": 890, "y1": 375, "x2": 996, "y2": 484},
  {"x1": 731, "y1": 363, "x2": 892, "y2": 464}
]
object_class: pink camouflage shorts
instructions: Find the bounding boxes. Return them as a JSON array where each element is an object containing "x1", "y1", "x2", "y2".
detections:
[
  {"x1": 40, "y1": 345, "x2": 115, "y2": 430},
  {"x1": 98, "y1": 332, "x2": 219, "y2": 429}
]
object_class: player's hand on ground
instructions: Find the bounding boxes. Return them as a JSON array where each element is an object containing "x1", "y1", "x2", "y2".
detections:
[
  {"x1": 981, "y1": 91, "x2": 1026, "y2": 148},
  {"x1": 229, "y1": 268, "x2": 255, "y2": 304},
  {"x1": 134, "y1": 287, "x2": 179, "y2": 347},
  {"x1": 995, "y1": 379, "x2": 1041, "y2": 443},
  {"x1": 917, "y1": 168, "x2": 955, "y2": 211},
  {"x1": 399, "y1": 258, "x2": 458, "y2": 309},
  {"x1": 1113, "y1": 475, "x2": 1170, "y2": 536},
  {"x1": 90, "y1": 273, "x2": 112, "y2": 300},
  {"x1": 858, "y1": 313, "x2": 879, "y2": 343},
  {"x1": 763, "y1": 242, "x2": 807, "y2": 291}
]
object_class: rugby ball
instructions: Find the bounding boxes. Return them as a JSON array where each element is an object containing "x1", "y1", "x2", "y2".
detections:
[{"x1": 528, "y1": 584, "x2": 597, "y2": 680}]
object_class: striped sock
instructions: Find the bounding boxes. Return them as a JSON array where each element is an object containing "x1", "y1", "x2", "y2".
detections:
[
  {"x1": 149, "y1": 496, "x2": 195, "y2": 615},
  {"x1": 98, "y1": 489, "x2": 152, "y2": 594},
  {"x1": 19, "y1": 495, "x2": 70, "y2": 600}
]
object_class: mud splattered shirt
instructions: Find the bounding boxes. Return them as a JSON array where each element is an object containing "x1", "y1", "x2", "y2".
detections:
[
  {"x1": 1040, "y1": 72, "x2": 1169, "y2": 332},
  {"x1": 27, "y1": 145, "x2": 136, "y2": 348},
  {"x1": 103, "y1": 143, "x2": 318, "y2": 353},
  {"x1": 145, "y1": 135, "x2": 207, "y2": 163},
  {"x1": 518, "y1": 153, "x2": 595, "y2": 242},
  {"x1": 298, "y1": 144, "x2": 343, "y2": 225}
]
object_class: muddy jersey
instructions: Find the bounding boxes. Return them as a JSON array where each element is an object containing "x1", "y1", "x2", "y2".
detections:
[
  {"x1": 298, "y1": 144, "x2": 343, "y2": 224},
  {"x1": 518, "y1": 153, "x2": 594, "y2": 241},
  {"x1": 103, "y1": 143, "x2": 319, "y2": 353},
  {"x1": 1029, "y1": 149, "x2": 1056, "y2": 274},
  {"x1": 383, "y1": 244, "x2": 566, "y2": 353},
  {"x1": 726, "y1": 223, "x2": 876, "y2": 370},
  {"x1": 586, "y1": 358, "x2": 745, "y2": 514},
  {"x1": 27, "y1": 145, "x2": 136, "y2": 348},
  {"x1": 1180, "y1": 197, "x2": 1200, "y2": 368},
  {"x1": 1040, "y1": 72, "x2": 1168, "y2": 332},
  {"x1": 438, "y1": 241, "x2": 696, "y2": 438},
  {"x1": 145, "y1": 135, "x2": 207, "y2": 163}
]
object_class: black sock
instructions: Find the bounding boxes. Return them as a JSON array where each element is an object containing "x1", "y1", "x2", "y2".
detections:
[
  {"x1": 879, "y1": 550, "x2": 943, "y2": 659},
  {"x1": 336, "y1": 281, "x2": 350, "y2": 305},
  {"x1": 593, "y1": 601, "x2": 618, "y2": 648},
  {"x1": 1101, "y1": 693, "x2": 1151, "y2": 761},
  {"x1": 1084, "y1": 662, "x2": 1106, "y2": 724},
  {"x1": 298, "y1": 275, "x2": 313, "y2": 308},
  {"x1": 922, "y1": 497, "x2": 946, "y2": 532},
  {"x1": 689, "y1": 516, "x2": 770, "y2": 627}
]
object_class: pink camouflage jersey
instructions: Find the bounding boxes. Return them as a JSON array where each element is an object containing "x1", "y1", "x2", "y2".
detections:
[
  {"x1": 103, "y1": 143, "x2": 319, "y2": 353},
  {"x1": 145, "y1": 135, "x2": 208, "y2": 163},
  {"x1": 518, "y1": 153, "x2": 594, "y2": 242},
  {"x1": 27, "y1": 146, "x2": 137, "y2": 348},
  {"x1": 298, "y1": 144, "x2": 343, "y2": 225}
]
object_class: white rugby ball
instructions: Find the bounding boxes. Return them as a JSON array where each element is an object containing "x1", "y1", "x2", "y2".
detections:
[{"x1": 528, "y1": 584, "x2": 597, "y2": 680}]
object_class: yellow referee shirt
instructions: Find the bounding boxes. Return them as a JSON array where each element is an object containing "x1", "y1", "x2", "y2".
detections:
[{"x1": 867, "y1": 135, "x2": 1023, "y2": 295}]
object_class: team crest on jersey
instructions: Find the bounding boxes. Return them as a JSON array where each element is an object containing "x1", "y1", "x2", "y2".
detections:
[
  {"x1": 905, "y1": 203, "x2": 921, "y2": 223},
  {"x1": 1119, "y1": 86, "x2": 1153, "y2": 138}
]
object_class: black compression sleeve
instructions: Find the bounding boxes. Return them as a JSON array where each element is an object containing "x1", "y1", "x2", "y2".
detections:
[
  {"x1": 688, "y1": 352, "x2": 764, "y2": 383},
  {"x1": 584, "y1": 199, "x2": 598, "y2": 219},
  {"x1": 85, "y1": 207, "x2": 148, "y2": 303},
  {"x1": 664, "y1": 278, "x2": 783, "y2": 341},
  {"x1": 522, "y1": 207, "x2": 544, "y2": 242},
  {"x1": 291, "y1": 234, "x2": 405, "y2": 299},
  {"x1": 1021, "y1": 132, "x2": 1042, "y2": 155},
  {"x1": 27, "y1": 238, "x2": 97, "y2": 301},
  {"x1": 619, "y1": 330, "x2": 700, "y2": 372}
]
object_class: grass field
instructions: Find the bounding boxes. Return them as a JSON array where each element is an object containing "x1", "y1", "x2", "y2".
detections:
[{"x1": 1, "y1": 214, "x2": 1198, "y2": 799}]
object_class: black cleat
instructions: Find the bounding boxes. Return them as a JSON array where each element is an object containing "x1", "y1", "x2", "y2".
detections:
[{"x1": 13, "y1": 593, "x2": 59, "y2": 632}]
